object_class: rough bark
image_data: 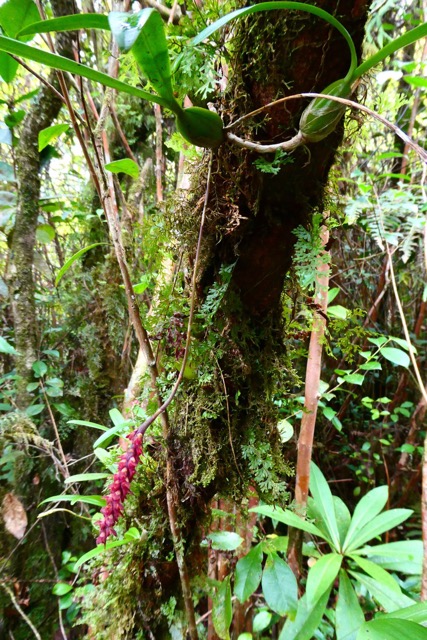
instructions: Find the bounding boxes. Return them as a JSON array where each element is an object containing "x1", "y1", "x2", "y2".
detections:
[{"x1": 7, "y1": 0, "x2": 77, "y2": 407}]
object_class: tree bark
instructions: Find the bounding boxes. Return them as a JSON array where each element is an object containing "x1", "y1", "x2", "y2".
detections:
[{"x1": 7, "y1": 0, "x2": 77, "y2": 407}]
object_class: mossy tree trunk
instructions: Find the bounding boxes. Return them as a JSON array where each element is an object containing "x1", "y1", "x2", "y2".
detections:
[{"x1": 7, "y1": 0, "x2": 77, "y2": 408}]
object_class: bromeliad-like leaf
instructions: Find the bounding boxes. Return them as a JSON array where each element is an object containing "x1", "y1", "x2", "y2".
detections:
[
  {"x1": 17, "y1": 13, "x2": 109, "y2": 38},
  {"x1": 261, "y1": 552, "x2": 298, "y2": 616},
  {"x1": 309, "y1": 462, "x2": 341, "y2": 550},
  {"x1": 279, "y1": 586, "x2": 332, "y2": 640},
  {"x1": 342, "y1": 486, "x2": 388, "y2": 552},
  {"x1": 306, "y1": 553, "x2": 342, "y2": 605},
  {"x1": 251, "y1": 505, "x2": 326, "y2": 540},
  {"x1": 234, "y1": 543, "x2": 263, "y2": 603},
  {"x1": 344, "y1": 509, "x2": 413, "y2": 554},
  {"x1": 335, "y1": 571, "x2": 365, "y2": 640}
]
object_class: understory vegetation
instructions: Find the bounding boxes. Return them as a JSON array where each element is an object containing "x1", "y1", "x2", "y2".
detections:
[{"x1": 0, "y1": 0, "x2": 426, "y2": 638}]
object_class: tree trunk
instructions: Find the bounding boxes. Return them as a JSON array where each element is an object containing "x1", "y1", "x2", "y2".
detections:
[{"x1": 7, "y1": 0, "x2": 77, "y2": 407}]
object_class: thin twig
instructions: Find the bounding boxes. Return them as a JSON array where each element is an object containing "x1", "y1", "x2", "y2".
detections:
[
  {"x1": 0, "y1": 584, "x2": 42, "y2": 640},
  {"x1": 41, "y1": 382, "x2": 69, "y2": 478}
]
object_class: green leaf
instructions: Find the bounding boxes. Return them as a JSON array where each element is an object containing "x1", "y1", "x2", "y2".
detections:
[
  {"x1": 74, "y1": 536, "x2": 134, "y2": 570},
  {"x1": 0, "y1": 51, "x2": 18, "y2": 82},
  {"x1": 0, "y1": 335, "x2": 18, "y2": 355},
  {"x1": 0, "y1": 0, "x2": 39, "y2": 39},
  {"x1": 39, "y1": 494, "x2": 106, "y2": 508},
  {"x1": 67, "y1": 419, "x2": 108, "y2": 432},
  {"x1": 328, "y1": 305, "x2": 349, "y2": 319},
  {"x1": 64, "y1": 473, "x2": 111, "y2": 484},
  {"x1": 327, "y1": 287, "x2": 340, "y2": 303},
  {"x1": 38, "y1": 124, "x2": 69, "y2": 152},
  {"x1": 357, "y1": 540, "x2": 422, "y2": 575},
  {"x1": 18, "y1": 13, "x2": 110, "y2": 38},
  {"x1": 32, "y1": 360, "x2": 47, "y2": 377},
  {"x1": 52, "y1": 582, "x2": 73, "y2": 596},
  {"x1": 104, "y1": 158, "x2": 139, "y2": 178},
  {"x1": 280, "y1": 586, "x2": 332, "y2": 640},
  {"x1": 25, "y1": 403, "x2": 44, "y2": 416},
  {"x1": 251, "y1": 505, "x2": 326, "y2": 539},
  {"x1": 309, "y1": 462, "x2": 341, "y2": 549},
  {"x1": 212, "y1": 576, "x2": 232, "y2": 640},
  {"x1": 389, "y1": 337, "x2": 417, "y2": 354},
  {"x1": 380, "y1": 602, "x2": 427, "y2": 625},
  {"x1": 343, "y1": 486, "x2": 388, "y2": 552},
  {"x1": 344, "y1": 509, "x2": 413, "y2": 553},
  {"x1": 253, "y1": 611, "x2": 272, "y2": 633},
  {"x1": 333, "y1": 496, "x2": 352, "y2": 546},
  {"x1": 349, "y1": 555, "x2": 401, "y2": 593},
  {"x1": 360, "y1": 361, "x2": 382, "y2": 371},
  {"x1": 0, "y1": 35, "x2": 169, "y2": 107},
  {"x1": 342, "y1": 373, "x2": 365, "y2": 385},
  {"x1": 36, "y1": 224, "x2": 55, "y2": 243},
  {"x1": 55, "y1": 243, "x2": 107, "y2": 286},
  {"x1": 109, "y1": 9, "x2": 178, "y2": 109},
  {"x1": 261, "y1": 552, "x2": 297, "y2": 616},
  {"x1": 92, "y1": 423, "x2": 131, "y2": 449},
  {"x1": 336, "y1": 571, "x2": 364, "y2": 640},
  {"x1": 349, "y1": 571, "x2": 415, "y2": 612},
  {"x1": 306, "y1": 553, "x2": 342, "y2": 605},
  {"x1": 109, "y1": 407, "x2": 127, "y2": 427},
  {"x1": 356, "y1": 618, "x2": 427, "y2": 640},
  {"x1": 234, "y1": 544, "x2": 263, "y2": 603},
  {"x1": 5, "y1": 109, "x2": 25, "y2": 127},
  {"x1": 207, "y1": 531, "x2": 244, "y2": 551},
  {"x1": 380, "y1": 347, "x2": 410, "y2": 368},
  {"x1": 403, "y1": 76, "x2": 427, "y2": 89}
]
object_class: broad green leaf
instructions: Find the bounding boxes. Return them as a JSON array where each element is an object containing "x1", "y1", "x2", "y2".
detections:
[
  {"x1": 251, "y1": 505, "x2": 326, "y2": 539},
  {"x1": 360, "y1": 361, "x2": 382, "y2": 371},
  {"x1": 345, "y1": 509, "x2": 412, "y2": 553},
  {"x1": 357, "y1": 540, "x2": 422, "y2": 575},
  {"x1": 38, "y1": 124, "x2": 69, "y2": 152},
  {"x1": 0, "y1": 0, "x2": 39, "y2": 39},
  {"x1": 381, "y1": 602, "x2": 427, "y2": 624},
  {"x1": 207, "y1": 531, "x2": 244, "y2": 551},
  {"x1": 109, "y1": 9, "x2": 178, "y2": 109},
  {"x1": 5, "y1": 109, "x2": 25, "y2": 127},
  {"x1": 328, "y1": 305, "x2": 348, "y2": 319},
  {"x1": 327, "y1": 287, "x2": 340, "y2": 303},
  {"x1": 343, "y1": 486, "x2": 388, "y2": 552},
  {"x1": 36, "y1": 224, "x2": 55, "y2": 243},
  {"x1": 104, "y1": 158, "x2": 139, "y2": 178},
  {"x1": 234, "y1": 544, "x2": 263, "y2": 603},
  {"x1": 280, "y1": 586, "x2": 332, "y2": 640},
  {"x1": 18, "y1": 13, "x2": 109, "y2": 37},
  {"x1": 253, "y1": 611, "x2": 272, "y2": 633},
  {"x1": 68, "y1": 419, "x2": 108, "y2": 431},
  {"x1": 74, "y1": 536, "x2": 135, "y2": 570},
  {"x1": 389, "y1": 337, "x2": 417, "y2": 354},
  {"x1": 342, "y1": 373, "x2": 365, "y2": 385},
  {"x1": 25, "y1": 403, "x2": 44, "y2": 416},
  {"x1": 64, "y1": 473, "x2": 111, "y2": 484},
  {"x1": 306, "y1": 553, "x2": 342, "y2": 605},
  {"x1": 380, "y1": 347, "x2": 410, "y2": 368},
  {"x1": 32, "y1": 360, "x2": 47, "y2": 377},
  {"x1": 39, "y1": 494, "x2": 106, "y2": 508},
  {"x1": 55, "y1": 243, "x2": 107, "y2": 286},
  {"x1": 309, "y1": 462, "x2": 341, "y2": 549},
  {"x1": 368, "y1": 336, "x2": 388, "y2": 348},
  {"x1": 0, "y1": 335, "x2": 18, "y2": 355},
  {"x1": 261, "y1": 552, "x2": 297, "y2": 616},
  {"x1": 349, "y1": 571, "x2": 415, "y2": 612},
  {"x1": 349, "y1": 555, "x2": 401, "y2": 593},
  {"x1": 52, "y1": 582, "x2": 73, "y2": 596},
  {"x1": 356, "y1": 618, "x2": 427, "y2": 640},
  {"x1": 212, "y1": 576, "x2": 232, "y2": 640},
  {"x1": 336, "y1": 571, "x2": 364, "y2": 640},
  {"x1": 0, "y1": 51, "x2": 18, "y2": 82},
  {"x1": 0, "y1": 35, "x2": 169, "y2": 107}
]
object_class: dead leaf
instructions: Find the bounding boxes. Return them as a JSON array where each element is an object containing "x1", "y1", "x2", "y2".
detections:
[{"x1": 2, "y1": 493, "x2": 28, "y2": 539}]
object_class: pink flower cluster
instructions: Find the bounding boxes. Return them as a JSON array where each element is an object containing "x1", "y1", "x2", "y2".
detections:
[{"x1": 96, "y1": 430, "x2": 143, "y2": 545}]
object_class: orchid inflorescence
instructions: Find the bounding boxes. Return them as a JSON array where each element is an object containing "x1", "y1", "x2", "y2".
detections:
[{"x1": 96, "y1": 430, "x2": 143, "y2": 545}]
